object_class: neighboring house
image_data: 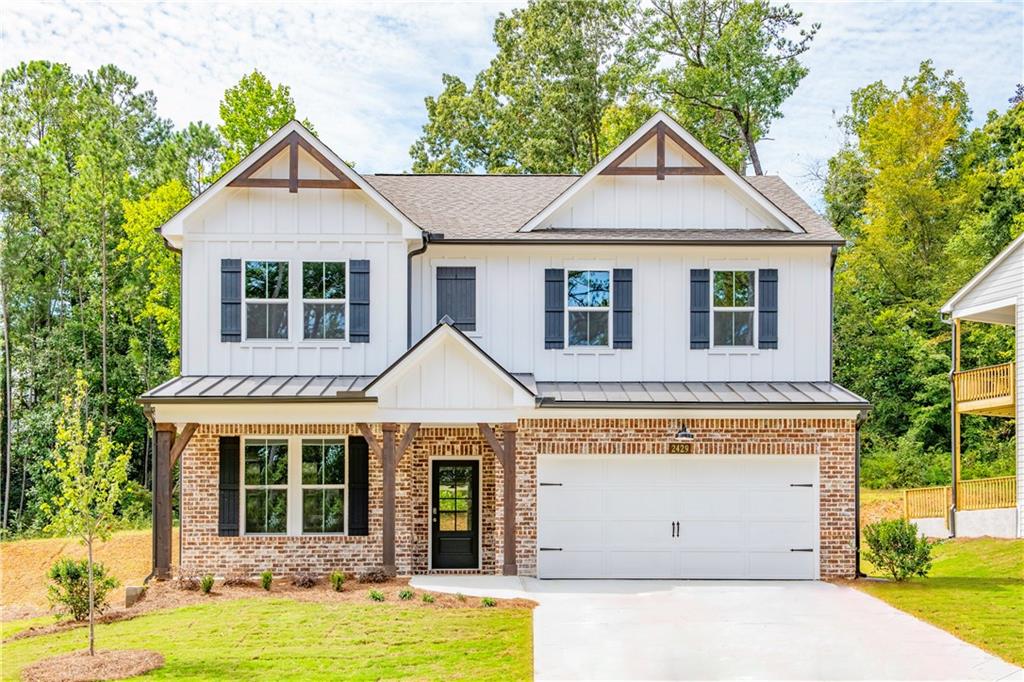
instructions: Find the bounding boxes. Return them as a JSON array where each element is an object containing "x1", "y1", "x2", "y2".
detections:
[
  {"x1": 921, "y1": 233, "x2": 1023, "y2": 538},
  {"x1": 141, "y1": 112, "x2": 869, "y2": 582}
]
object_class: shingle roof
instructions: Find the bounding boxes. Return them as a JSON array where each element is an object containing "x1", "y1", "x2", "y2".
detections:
[{"x1": 364, "y1": 173, "x2": 844, "y2": 245}]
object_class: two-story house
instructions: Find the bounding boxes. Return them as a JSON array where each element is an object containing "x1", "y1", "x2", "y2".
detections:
[{"x1": 141, "y1": 113, "x2": 869, "y2": 582}]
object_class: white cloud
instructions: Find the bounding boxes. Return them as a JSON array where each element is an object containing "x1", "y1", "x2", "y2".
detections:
[{"x1": 3, "y1": 0, "x2": 1022, "y2": 207}]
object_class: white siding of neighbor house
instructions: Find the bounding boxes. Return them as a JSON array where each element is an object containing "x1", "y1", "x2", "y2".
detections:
[
  {"x1": 414, "y1": 244, "x2": 833, "y2": 382},
  {"x1": 179, "y1": 149, "x2": 408, "y2": 376},
  {"x1": 541, "y1": 138, "x2": 780, "y2": 231},
  {"x1": 953, "y1": 245, "x2": 1022, "y2": 311},
  {"x1": 1018, "y1": 301, "x2": 1023, "y2": 536}
]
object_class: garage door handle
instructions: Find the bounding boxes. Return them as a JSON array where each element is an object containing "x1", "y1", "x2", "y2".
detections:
[
  {"x1": 790, "y1": 483, "x2": 814, "y2": 487},
  {"x1": 539, "y1": 482, "x2": 563, "y2": 487},
  {"x1": 539, "y1": 547, "x2": 563, "y2": 551},
  {"x1": 790, "y1": 548, "x2": 814, "y2": 552}
]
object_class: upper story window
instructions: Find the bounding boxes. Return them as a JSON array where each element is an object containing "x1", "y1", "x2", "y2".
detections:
[
  {"x1": 301, "y1": 439, "x2": 346, "y2": 533},
  {"x1": 245, "y1": 261, "x2": 289, "y2": 340},
  {"x1": 567, "y1": 269, "x2": 610, "y2": 347},
  {"x1": 303, "y1": 261, "x2": 347, "y2": 340},
  {"x1": 713, "y1": 270, "x2": 755, "y2": 347},
  {"x1": 243, "y1": 438, "x2": 289, "y2": 534}
]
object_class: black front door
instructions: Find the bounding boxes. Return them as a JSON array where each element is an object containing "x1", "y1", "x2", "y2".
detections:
[{"x1": 431, "y1": 460, "x2": 479, "y2": 569}]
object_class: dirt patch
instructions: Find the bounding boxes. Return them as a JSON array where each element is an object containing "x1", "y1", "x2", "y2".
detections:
[
  {"x1": 21, "y1": 649, "x2": 164, "y2": 682},
  {"x1": 1, "y1": 603, "x2": 46, "y2": 622},
  {"x1": 860, "y1": 489, "x2": 904, "y2": 527},
  {"x1": 7, "y1": 577, "x2": 535, "y2": 642}
]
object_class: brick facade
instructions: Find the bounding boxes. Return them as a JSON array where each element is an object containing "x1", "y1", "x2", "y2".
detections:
[{"x1": 179, "y1": 418, "x2": 857, "y2": 580}]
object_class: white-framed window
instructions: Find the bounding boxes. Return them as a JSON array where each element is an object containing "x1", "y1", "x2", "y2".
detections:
[
  {"x1": 712, "y1": 270, "x2": 755, "y2": 347},
  {"x1": 300, "y1": 438, "x2": 346, "y2": 534},
  {"x1": 302, "y1": 261, "x2": 347, "y2": 340},
  {"x1": 566, "y1": 269, "x2": 611, "y2": 347},
  {"x1": 244, "y1": 260, "x2": 289, "y2": 340},
  {"x1": 242, "y1": 438, "x2": 289, "y2": 534}
]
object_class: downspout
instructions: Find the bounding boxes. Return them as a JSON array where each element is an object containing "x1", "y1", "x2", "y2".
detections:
[
  {"x1": 855, "y1": 410, "x2": 867, "y2": 578},
  {"x1": 142, "y1": 406, "x2": 158, "y2": 584},
  {"x1": 407, "y1": 234, "x2": 430, "y2": 348},
  {"x1": 830, "y1": 245, "x2": 839, "y2": 382}
]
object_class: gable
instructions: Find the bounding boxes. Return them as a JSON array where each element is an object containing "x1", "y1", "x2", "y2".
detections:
[
  {"x1": 522, "y1": 112, "x2": 803, "y2": 233},
  {"x1": 942, "y1": 232, "x2": 1023, "y2": 322}
]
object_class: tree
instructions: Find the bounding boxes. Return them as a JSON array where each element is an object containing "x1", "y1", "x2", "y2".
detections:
[
  {"x1": 154, "y1": 122, "x2": 222, "y2": 195},
  {"x1": 411, "y1": 0, "x2": 649, "y2": 173},
  {"x1": 642, "y1": 0, "x2": 818, "y2": 174},
  {"x1": 41, "y1": 372, "x2": 131, "y2": 655},
  {"x1": 217, "y1": 70, "x2": 312, "y2": 173}
]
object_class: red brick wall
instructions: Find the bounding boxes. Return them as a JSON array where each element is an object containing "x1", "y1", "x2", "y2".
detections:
[{"x1": 180, "y1": 418, "x2": 857, "y2": 580}]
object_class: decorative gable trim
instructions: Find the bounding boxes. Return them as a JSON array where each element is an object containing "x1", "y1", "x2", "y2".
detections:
[
  {"x1": 227, "y1": 130, "x2": 358, "y2": 192},
  {"x1": 601, "y1": 121, "x2": 721, "y2": 179},
  {"x1": 158, "y1": 120, "x2": 421, "y2": 249},
  {"x1": 519, "y1": 111, "x2": 804, "y2": 234}
]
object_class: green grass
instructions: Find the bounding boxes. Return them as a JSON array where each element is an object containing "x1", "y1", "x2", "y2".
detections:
[
  {"x1": 1, "y1": 615, "x2": 56, "y2": 639},
  {"x1": 858, "y1": 537, "x2": 1024, "y2": 667},
  {"x1": 2, "y1": 598, "x2": 533, "y2": 681}
]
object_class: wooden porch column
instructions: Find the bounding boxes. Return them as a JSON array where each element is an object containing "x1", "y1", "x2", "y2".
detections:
[
  {"x1": 153, "y1": 424, "x2": 175, "y2": 580},
  {"x1": 357, "y1": 423, "x2": 419, "y2": 575},
  {"x1": 479, "y1": 423, "x2": 518, "y2": 576}
]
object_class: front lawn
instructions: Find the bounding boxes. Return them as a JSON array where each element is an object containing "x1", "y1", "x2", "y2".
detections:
[
  {"x1": 2, "y1": 598, "x2": 533, "y2": 680},
  {"x1": 857, "y1": 537, "x2": 1024, "y2": 667}
]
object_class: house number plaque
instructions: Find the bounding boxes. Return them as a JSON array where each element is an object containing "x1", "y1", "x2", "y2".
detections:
[{"x1": 667, "y1": 443, "x2": 693, "y2": 454}]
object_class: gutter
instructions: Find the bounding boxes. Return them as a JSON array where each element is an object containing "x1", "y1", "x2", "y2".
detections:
[
  {"x1": 406, "y1": 233, "x2": 430, "y2": 348},
  {"x1": 428, "y1": 236, "x2": 847, "y2": 247},
  {"x1": 535, "y1": 398, "x2": 871, "y2": 411}
]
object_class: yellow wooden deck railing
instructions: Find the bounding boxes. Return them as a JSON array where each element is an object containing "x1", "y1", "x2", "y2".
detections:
[
  {"x1": 953, "y1": 362, "x2": 1015, "y2": 404},
  {"x1": 903, "y1": 476, "x2": 1017, "y2": 520}
]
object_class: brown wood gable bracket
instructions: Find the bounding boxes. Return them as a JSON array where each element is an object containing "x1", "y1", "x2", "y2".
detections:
[
  {"x1": 478, "y1": 423, "x2": 518, "y2": 576},
  {"x1": 356, "y1": 423, "x2": 420, "y2": 574},
  {"x1": 601, "y1": 122, "x2": 722, "y2": 180},
  {"x1": 227, "y1": 130, "x2": 359, "y2": 192}
]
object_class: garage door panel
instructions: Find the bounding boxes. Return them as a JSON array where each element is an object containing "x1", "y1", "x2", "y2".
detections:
[
  {"x1": 748, "y1": 551, "x2": 815, "y2": 579},
  {"x1": 678, "y1": 520, "x2": 746, "y2": 549},
  {"x1": 537, "y1": 455, "x2": 819, "y2": 580},
  {"x1": 679, "y1": 551, "x2": 748, "y2": 579}
]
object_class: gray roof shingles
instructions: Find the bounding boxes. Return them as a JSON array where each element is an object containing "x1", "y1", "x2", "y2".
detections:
[{"x1": 364, "y1": 173, "x2": 844, "y2": 244}]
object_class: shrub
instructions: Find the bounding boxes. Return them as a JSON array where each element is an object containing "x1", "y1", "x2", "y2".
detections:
[
  {"x1": 368, "y1": 589, "x2": 386, "y2": 602},
  {"x1": 260, "y1": 570, "x2": 273, "y2": 591},
  {"x1": 200, "y1": 575, "x2": 214, "y2": 594},
  {"x1": 398, "y1": 588, "x2": 414, "y2": 601},
  {"x1": 47, "y1": 558, "x2": 118, "y2": 622},
  {"x1": 329, "y1": 571, "x2": 346, "y2": 592},
  {"x1": 863, "y1": 519, "x2": 933, "y2": 581},
  {"x1": 422, "y1": 593, "x2": 435, "y2": 604},
  {"x1": 292, "y1": 573, "x2": 317, "y2": 588},
  {"x1": 455, "y1": 592, "x2": 466, "y2": 602},
  {"x1": 358, "y1": 567, "x2": 390, "y2": 584},
  {"x1": 481, "y1": 597, "x2": 497, "y2": 608}
]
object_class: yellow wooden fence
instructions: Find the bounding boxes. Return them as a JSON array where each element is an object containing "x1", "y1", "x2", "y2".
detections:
[
  {"x1": 953, "y1": 362, "x2": 1015, "y2": 403},
  {"x1": 903, "y1": 476, "x2": 1017, "y2": 520}
]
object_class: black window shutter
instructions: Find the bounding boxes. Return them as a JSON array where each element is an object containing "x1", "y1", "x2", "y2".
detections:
[
  {"x1": 690, "y1": 269, "x2": 710, "y2": 349},
  {"x1": 349, "y1": 259, "x2": 370, "y2": 343},
  {"x1": 612, "y1": 268, "x2": 633, "y2": 349},
  {"x1": 347, "y1": 435, "x2": 370, "y2": 536},
  {"x1": 758, "y1": 268, "x2": 779, "y2": 349},
  {"x1": 218, "y1": 436, "x2": 240, "y2": 537},
  {"x1": 544, "y1": 268, "x2": 565, "y2": 349},
  {"x1": 221, "y1": 259, "x2": 242, "y2": 342},
  {"x1": 436, "y1": 266, "x2": 476, "y2": 331}
]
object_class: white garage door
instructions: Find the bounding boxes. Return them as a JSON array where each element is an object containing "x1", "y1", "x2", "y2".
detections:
[{"x1": 537, "y1": 455, "x2": 819, "y2": 580}]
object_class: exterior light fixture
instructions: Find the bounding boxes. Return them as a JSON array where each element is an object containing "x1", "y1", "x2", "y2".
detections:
[{"x1": 675, "y1": 424, "x2": 694, "y2": 441}]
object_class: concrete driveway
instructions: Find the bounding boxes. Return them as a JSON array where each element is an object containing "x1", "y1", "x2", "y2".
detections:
[{"x1": 411, "y1": 576, "x2": 1022, "y2": 681}]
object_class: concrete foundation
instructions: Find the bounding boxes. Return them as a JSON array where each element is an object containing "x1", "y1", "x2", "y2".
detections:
[{"x1": 910, "y1": 507, "x2": 1018, "y2": 539}]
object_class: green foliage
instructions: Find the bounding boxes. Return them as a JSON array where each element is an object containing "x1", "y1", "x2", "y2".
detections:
[
  {"x1": 329, "y1": 571, "x2": 346, "y2": 592},
  {"x1": 455, "y1": 592, "x2": 466, "y2": 603},
  {"x1": 862, "y1": 519, "x2": 933, "y2": 582},
  {"x1": 260, "y1": 570, "x2": 273, "y2": 591},
  {"x1": 481, "y1": 597, "x2": 497, "y2": 608},
  {"x1": 47, "y1": 557, "x2": 118, "y2": 621},
  {"x1": 422, "y1": 593, "x2": 435, "y2": 604},
  {"x1": 200, "y1": 575, "x2": 214, "y2": 594},
  {"x1": 399, "y1": 588, "x2": 415, "y2": 601},
  {"x1": 368, "y1": 589, "x2": 386, "y2": 602}
]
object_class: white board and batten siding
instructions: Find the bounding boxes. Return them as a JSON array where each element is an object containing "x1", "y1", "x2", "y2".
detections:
[
  {"x1": 180, "y1": 148, "x2": 408, "y2": 376},
  {"x1": 537, "y1": 455, "x2": 820, "y2": 579},
  {"x1": 415, "y1": 244, "x2": 833, "y2": 383},
  {"x1": 951, "y1": 244, "x2": 1023, "y2": 313},
  {"x1": 542, "y1": 138, "x2": 777, "y2": 231}
]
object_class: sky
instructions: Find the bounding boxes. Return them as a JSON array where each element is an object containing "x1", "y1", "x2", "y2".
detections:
[{"x1": 2, "y1": 0, "x2": 1022, "y2": 205}]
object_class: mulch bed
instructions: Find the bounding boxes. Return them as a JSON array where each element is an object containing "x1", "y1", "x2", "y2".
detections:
[
  {"x1": 21, "y1": 649, "x2": 164, "y2": 682},
  {"x1": 7, "y1": 577, "x2": 535, "y2": 642}
]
